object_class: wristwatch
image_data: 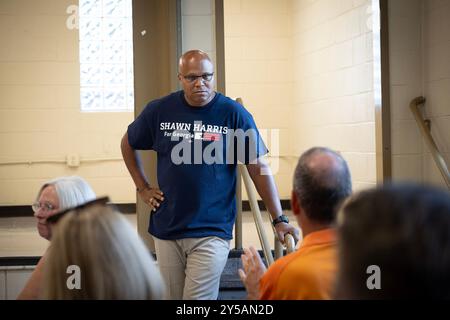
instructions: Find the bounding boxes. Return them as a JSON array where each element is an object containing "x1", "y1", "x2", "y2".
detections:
[{"x1": 272, "y1": 215, "x2": 289, "y2": 226}]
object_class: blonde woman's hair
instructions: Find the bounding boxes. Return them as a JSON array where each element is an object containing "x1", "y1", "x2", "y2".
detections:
[{"x1": 42, "y1": 204, "x2": 166, "y2": 299}]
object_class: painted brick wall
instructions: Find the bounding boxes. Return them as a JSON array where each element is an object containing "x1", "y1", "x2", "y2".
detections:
[
  {"x1": 389, "y1": 0, "x2": 450, "y2": 187},
  {"x1": 0, "y1": 0, "x2": 135, "y2": 205},
  {"x1": 224, "y1": 0, "x2": 377, "y2": 197}
]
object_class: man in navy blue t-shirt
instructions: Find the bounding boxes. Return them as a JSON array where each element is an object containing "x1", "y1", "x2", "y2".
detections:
[{"x1": 121, "y1": 50, "x2": 299, "y2": 300}]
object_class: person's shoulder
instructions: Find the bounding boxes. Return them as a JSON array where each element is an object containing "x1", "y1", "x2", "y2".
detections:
[
  {"x1": 266, "y1": 250, "x2": 301, "y2": 277},
  {"x1": 144, "y1": 91, "x2": 181, "y2": 112},
  {"x1": 283, "y1": 244, "x2": 336, "y2": 278}
]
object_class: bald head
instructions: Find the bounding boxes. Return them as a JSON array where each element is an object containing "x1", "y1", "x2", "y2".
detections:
[
  {"x1": 178, "y1": 50, "x2": 213, "y2": 74},
  {"x1": 293, "y1": 147, "x2": 352, "y2": 223},
  {"x1": 301, "y1": 150, "x2": 345, "y2": 186}
]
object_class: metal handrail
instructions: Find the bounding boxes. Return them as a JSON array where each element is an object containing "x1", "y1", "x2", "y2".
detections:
[
  {"x1": 410, "y1": 97, "x2": 450, "y2": 189},
  {"x1": 234, "y1": 168, "x2": 243, "y2": 250},
  {"x1": 240, "y1": 164, "x2": 274, "y2": 266},
  {"x1": 274, "y1": 224, "x2": 296, "y2": 259},
  {"x1": 236, "y1": 97, "x2": 296, "y2": 266},
  {"x1": 284, "y1": 233, "x2": 296, "y2": 253}
]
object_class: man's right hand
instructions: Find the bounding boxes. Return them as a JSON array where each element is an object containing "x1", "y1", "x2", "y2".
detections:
[
  {"x1": 238, "y1": 246, "x2": 267, "y2": 300},
  {"x1": 138, "y1": 187, "x2": 164, "y2": 212}
]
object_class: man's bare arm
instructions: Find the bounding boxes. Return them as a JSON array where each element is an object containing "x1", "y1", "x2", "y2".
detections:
[
  {"x1": 120, "y1": 132, "x2": 164, "y2": 211},
  {"x1": 121, "y1": 132, "x2": 148, "y2": 190}
]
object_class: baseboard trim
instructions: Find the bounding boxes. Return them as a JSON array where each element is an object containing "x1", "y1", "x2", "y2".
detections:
[
  {"x1": 0, "y1": 256, "x2": 41, "y2": 266},
  {"x1": 0, "y1": 249, "x2": 278, "y2": 267},
  {"x1": 0, "y1": 200, "x2": 291, "y2": 217},
  {"x1": 241, "y1": 199, "x2": 291, "y2": 211},
  {"x1": 0, "y1": 203, "x2": 137, "y2": 217}
]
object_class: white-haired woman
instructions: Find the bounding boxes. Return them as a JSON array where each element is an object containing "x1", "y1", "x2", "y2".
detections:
[
  {"x1": 43, "y1": 202, "x2": 165, "y2": 299},
  {"x1": 17, "y1": 176, "x2": 96, "y2": 299}
]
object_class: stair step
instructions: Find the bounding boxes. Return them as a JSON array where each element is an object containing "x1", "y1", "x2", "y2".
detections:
[{"x1": 219, "y1": 249, "x2": 276, "y2": 290}]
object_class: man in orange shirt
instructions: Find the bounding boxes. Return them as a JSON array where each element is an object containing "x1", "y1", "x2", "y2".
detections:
[{"x1": 239, "y1": 147, "x2": 352, "y2": 299}]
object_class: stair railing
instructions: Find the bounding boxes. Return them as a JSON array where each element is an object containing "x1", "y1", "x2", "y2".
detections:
[
  {"x1": 235, "y1": 97, "x2": 296, "y2": 267},
  {"x1": 239, "y1": 165, "x2": 296, "y2": 266},
  {"x1": 410, "y1": 97, "x2": 450, "y2": 189},
  {"x1": 239, "y1": 164, "x2": 274, "y2": 265}
]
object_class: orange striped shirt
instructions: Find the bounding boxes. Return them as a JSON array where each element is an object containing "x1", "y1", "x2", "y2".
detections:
[{"x1": 259, "y1": 228, "x2": 337, "y2": 300}]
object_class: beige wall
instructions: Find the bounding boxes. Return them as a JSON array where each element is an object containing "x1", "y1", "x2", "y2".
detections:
[
  {"x1": 224, "y1": 0, "x2": 377, "y2": 198},
  {"x1": 224, "y1": 0, "x2": 294, "y2": 199},
  {"x1": 422, "y1": 0, "x2": 450, "y2": 187},
  {"x1": 181, "y1": 0, "x2": 216, "y2": 64},
  {"x1": 389, "y1": 0, "x2": 423, "y2": 183},
  {"x1": 291, "y1": 0, "x2": 376, "y2": 192},
  {"x1": 0, "y1": 0, "x2": 135, "y2": 205},
  {"x1": 389, "y1": 0, "x2": 450, "y2": 187}
]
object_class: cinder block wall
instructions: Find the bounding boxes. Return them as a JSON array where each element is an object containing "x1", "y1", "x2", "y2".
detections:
[
  {"x1": 389, "y1": 0, "x2": 450, "y2": 187},
  {"x1": 0, "y1": 0, "x2": 135, "y2": 205},
  {"x1": 224, "y1": 0, "x2": 377, "y2": 198}
]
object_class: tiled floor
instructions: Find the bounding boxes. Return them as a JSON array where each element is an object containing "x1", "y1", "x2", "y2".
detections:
[{"x1": 0, "y1": 211, "x2": 300, "y2": 258}]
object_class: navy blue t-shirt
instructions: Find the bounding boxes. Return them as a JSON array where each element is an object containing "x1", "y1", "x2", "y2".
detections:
[{"x1": 127, "y1": 91, "x2": 268, "y2": 240}]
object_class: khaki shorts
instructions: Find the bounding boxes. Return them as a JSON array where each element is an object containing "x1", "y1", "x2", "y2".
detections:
[{"x1": 153, "y1": 236, "x2": 230, "y2": 300}]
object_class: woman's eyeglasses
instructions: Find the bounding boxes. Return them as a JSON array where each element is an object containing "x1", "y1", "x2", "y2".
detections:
[
  {"x1": 46, "y1": 196, "x2": 111, "y2": 224},
  {"x1": 31, "y1": 202, "x2": 56, "y2": 213}
]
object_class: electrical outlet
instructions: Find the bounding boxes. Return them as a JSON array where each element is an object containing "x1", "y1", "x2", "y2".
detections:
[{"x1": 66, "y1": 154, "x2": 80, "y2": 167}]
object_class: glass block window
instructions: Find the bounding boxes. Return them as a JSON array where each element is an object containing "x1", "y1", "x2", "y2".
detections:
[{"x1": 79, "y1": 0, "x2": 134, "y2": 112}]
